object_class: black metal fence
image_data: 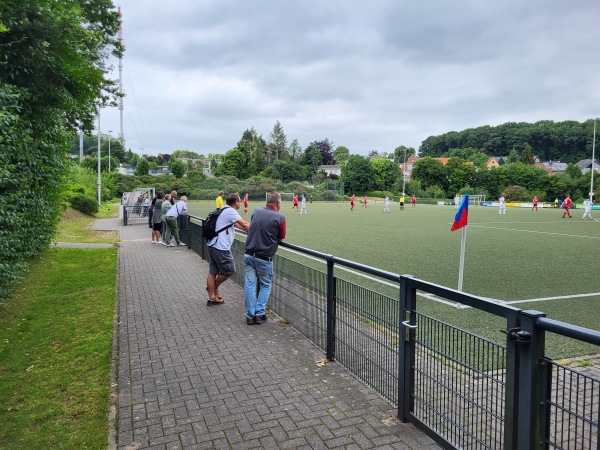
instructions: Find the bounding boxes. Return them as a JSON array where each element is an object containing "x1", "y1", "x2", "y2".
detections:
[{"x1": 178, "y1": 214, "x2": 599, "y2": 449}]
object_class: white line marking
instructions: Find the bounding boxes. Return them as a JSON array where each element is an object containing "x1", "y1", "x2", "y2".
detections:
[
  {"x1": 279, "y1": 248, "x2": 600, "y2": 308},
  {"x1": 468, "y1": 225, "x2": 600, "y2": 239},
  {"x1": 505, "y1": 292, "x2": 600, "y2": 305}
]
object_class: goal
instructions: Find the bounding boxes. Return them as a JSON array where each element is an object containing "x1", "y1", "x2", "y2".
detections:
[
  {"x1": 266, "y1": 192, "x2": 295, "y2": 202},
  {"x1": 459, "y1": 194, "x2": 485, "y2": 206}
]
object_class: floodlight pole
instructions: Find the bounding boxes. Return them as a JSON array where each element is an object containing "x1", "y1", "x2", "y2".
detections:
[
  {"x1": 591, "y1": 119, "x2": 596, "y2": 202},
  {"x1": 402, "y1": 148, "x2": 407, "y2": 196},
  {"x1": 97, "y1": 114, "x2": 102, "y2": 206}
]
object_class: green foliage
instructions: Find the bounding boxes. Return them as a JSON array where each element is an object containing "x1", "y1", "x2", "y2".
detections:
[
  {"x1": 370, "y1": 158, "x2": 398, "y2": 190},
  {"x1": 341, "y1": 155, "x2": 373, "y2": 194},
  {"x1": 168, "y1": 158, "x2": 186, "y2": 178},
  {"x1": 70, "y1": 193, "x2": 99, "y2": 215},
  {"x1": 520, "y1": 144, "x2": 535, "y2": 164},
  {"x1": 420, "y1": 119, "x2": 596, "y2": 163},
  {"x1": 213, "y1": 148, "x2": 247, "y2": 178},
  {"x1": 334, "y1": 146, "x2": 350, "y2": 163},
  {"x1": 411, "y1": 157, "x2": 447, "y2": 191},
  {"x1": 0, "y1": 0, "x2": 121, "y2": 299},
  {"x1": 302, "y1": 145, "x2": 323, "y2": 173},
  {"x1": 425, "y1": 184, "x2": 446, "y2": 199},
  {"x1": 504, "y1": 185, "x2": 530, "y2": 201},
  {"x1": 270, "y1": 159, "x2": 307, "y2": 182},
  {"x1": 135, "y1": 158, "x2": 150, "y2": 177}
]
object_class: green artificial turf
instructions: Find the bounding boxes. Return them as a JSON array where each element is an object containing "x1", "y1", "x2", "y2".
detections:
[{"x1": 186, "y1": 200, "x2": 600, "y2": 357}]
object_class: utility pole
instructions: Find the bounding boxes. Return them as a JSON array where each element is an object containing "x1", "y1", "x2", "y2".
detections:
[
  {"x1": 97, "y1": 114, "x2": 102, "y2": 206},
  {"x1": 108, "y1": 130, "x2": 112, "y2": 172}
]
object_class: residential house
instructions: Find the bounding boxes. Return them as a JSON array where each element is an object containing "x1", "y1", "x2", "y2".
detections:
[
  {"x1": 485, "y1": 157, "x2": 500, "y2": 170},
  {"x1": 576, "y1": 159, "x2": 599, "y2": 175},
  {"x1": 399, "y1": 154, "x2": 419, "y2": 180},
  {"x1": 317, "y1": 164, "x2": 341, "y2": 177}
]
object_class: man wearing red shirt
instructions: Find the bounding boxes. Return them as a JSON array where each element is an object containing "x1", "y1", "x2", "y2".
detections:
[{"x1": 562, "y1": 195, "x2": 572, "y2": 218}]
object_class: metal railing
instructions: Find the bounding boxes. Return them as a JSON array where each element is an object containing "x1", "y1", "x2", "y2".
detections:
[{"x1": 179, "y1": 214, "x2": 600, "y2": 449}]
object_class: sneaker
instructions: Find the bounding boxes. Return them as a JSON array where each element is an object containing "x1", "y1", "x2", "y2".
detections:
[
  {"x1": 166, "y1": 243, "x2": 175, "y2": 247},
  {"x1": 178, "y1": 242, "x2": 186, "y2": 246},
  {"x1": 246, "y1": 318, "x2": 254, "y2": 325},
  {"x1": 160, "y1": 241, "x2": 166, "y2": 245}
]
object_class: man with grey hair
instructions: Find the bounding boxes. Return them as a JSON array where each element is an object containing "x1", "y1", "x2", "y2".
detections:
[
  {"x1": 164, "y1": 195, "x2": 187, "y2": 247},
  {"x1": 243, "y1": 191, "x2": 286, "y2": 325}
]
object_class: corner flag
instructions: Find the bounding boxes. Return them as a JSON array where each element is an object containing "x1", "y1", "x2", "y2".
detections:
[{"x1": 451, "y1": 194, "x2": 469, "y2": 232}]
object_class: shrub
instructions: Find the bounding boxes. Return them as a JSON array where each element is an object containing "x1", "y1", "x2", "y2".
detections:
[{"x1": 70, "y1": 194, "x2": 99, "y2": 215}]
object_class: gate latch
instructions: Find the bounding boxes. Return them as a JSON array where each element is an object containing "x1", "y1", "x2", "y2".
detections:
[{"x1": 501, "y1": 327, "x2": 531, "y2": 343}]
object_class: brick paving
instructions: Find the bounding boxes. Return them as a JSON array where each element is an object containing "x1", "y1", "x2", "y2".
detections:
[{"x1": 93, "y1": 218, "x2": 439, "y2": 450}]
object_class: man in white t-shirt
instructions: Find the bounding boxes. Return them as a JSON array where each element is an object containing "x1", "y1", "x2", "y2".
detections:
[{"x1": 206, "y1": 193, "x2": 250, "y2": 306}]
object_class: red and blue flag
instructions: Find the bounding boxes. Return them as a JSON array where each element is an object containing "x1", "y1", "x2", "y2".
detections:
[{"x1": 451, "y1": 194, "x2": 469, "y2": 232}]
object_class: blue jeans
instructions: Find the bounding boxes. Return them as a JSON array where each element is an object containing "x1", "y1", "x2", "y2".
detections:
[{"x1": 244, "y1": 255, "x2": 273, "y2": 319}]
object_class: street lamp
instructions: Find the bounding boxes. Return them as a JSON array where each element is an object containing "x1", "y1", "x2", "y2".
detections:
[{"x1": 107, "y1": 130, "x2": 112, "y2": 172}]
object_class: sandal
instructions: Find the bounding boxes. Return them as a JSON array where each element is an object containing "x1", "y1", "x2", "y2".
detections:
[
  {"x1": 207, "y1": 298, "x2": 225, "y2": 306},
  {"x1": 206, "y1": 286, "x2": 223, "y2": 300}
]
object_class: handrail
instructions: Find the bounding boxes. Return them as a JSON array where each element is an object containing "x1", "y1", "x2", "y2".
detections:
[{"x1": 537, "y1": 317, "x2": 600, "y2": 346}]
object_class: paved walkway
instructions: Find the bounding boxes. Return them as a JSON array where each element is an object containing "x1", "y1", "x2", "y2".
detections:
[{"x1": 93, "y1": 218, "x2": 438, "y2": 449}]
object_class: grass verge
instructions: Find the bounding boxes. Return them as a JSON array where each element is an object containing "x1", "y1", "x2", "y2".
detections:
[
  {"x1": 0, "y1": 208, "x2": 118, "y2": 448},
  {"x1": 55, "y1": 204, "x2": 119, "y2": 244}
]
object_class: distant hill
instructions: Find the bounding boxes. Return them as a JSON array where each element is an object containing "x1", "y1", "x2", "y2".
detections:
[{"x1": 419, "y1": 119, "x2": 597, "y2": 163}]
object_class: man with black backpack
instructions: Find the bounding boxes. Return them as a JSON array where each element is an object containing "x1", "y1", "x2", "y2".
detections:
[{"x1": 206, "y1": 193, "x2": 250, "y2": 306}]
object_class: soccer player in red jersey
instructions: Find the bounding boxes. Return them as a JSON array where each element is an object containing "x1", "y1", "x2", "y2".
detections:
[{"x1": 562, "y1": 195, "x2": 572, "y2": 218}]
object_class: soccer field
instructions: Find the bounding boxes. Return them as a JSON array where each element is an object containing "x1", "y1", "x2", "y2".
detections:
[{"x1": 187, "y1": 199, "x2": 600, "y2": 354}]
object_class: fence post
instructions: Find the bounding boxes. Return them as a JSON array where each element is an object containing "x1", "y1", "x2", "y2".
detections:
[
  {"x1": 516, "y1": 310, "x2": 547, "y2": 450},
  {"x1": 200, "y1": 218, "x2": 206, "y2": 260},
  {"x1": 326, "y1": 256, "x2": 336, "y2": 361},
  {"x1": 398, "y1": 274, "x2": 416, "y2": 422},
  {"x1": 503, "y1": 310, "x2": 520, "y2": 449}
]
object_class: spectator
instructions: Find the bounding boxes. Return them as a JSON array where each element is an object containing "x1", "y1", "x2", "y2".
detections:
[
  {"x1": 244, "y1": 192, "x2": 286, "y2": 325},
  {"x1": 206, "y1": 193, "x2": 250, "y2": 306}
]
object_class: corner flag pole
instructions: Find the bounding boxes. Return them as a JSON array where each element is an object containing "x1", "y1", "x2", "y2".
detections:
[{"x1": 457, "y1": 226, "x2": 467, "y2": 292}]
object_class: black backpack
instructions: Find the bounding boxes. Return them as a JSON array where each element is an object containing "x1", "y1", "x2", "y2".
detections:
[{"x1": 202, "y1": 207, "x2": 230, "y2": 243}]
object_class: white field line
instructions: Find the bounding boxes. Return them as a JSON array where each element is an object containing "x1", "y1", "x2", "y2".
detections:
[
  {"x1": 280, "y1": 246, "x2": 600, "y2": 309},
  {"x1": 467, "y1": 224, "x2": 600, "y2": 240}
]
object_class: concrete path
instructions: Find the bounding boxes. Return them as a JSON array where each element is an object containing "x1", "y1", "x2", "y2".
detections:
[{"x1": 93, "y1": 218, "x2": 438, "y2": 449}]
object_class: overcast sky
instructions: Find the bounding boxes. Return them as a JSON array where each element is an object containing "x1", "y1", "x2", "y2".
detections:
[{"x1": 99, "y1": 0, "x2": 600, "y2": 157}]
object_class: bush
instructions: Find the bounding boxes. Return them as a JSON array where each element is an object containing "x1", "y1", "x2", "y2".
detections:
[{"x1": 70, "y1": 194, "x2": 99, "y2": 215}]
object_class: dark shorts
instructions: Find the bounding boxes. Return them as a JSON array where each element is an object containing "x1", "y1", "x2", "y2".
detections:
[
  {"x1": 152, "y1": 222, "x2": 163, "y2": 232},
  {"x1": 400, "y1": 202, "x2": 404, "y2": 206},
  {"x1": 208, "y1": 247, "x2": 236, "y2": 276}
]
